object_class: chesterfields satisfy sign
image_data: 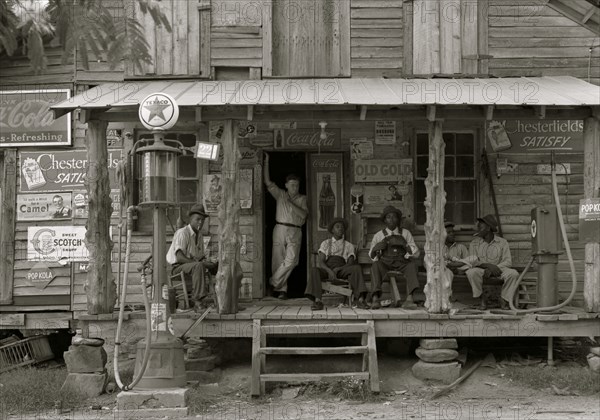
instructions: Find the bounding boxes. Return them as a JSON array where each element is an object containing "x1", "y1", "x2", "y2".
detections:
[
  {"x1": 0, "y1": 89, "x2": 71, "y2": 147},
  {"x1": 20, "y1": 149, "x2": 122, "y2": 192}
]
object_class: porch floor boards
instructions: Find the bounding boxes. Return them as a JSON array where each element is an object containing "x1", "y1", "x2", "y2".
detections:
[{"x1": 171, "y1": 304, "x2": 599, "y2": 322}]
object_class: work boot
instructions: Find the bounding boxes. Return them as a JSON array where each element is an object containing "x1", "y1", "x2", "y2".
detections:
[
  {"x1": 371, "y1": 295, "x2": 381, "y2": 310},
  {"x1": 311, "y1": 300, "x2": 324, "y2": 311},
  {"x1": 277, "y1": 292, "x2": 288, "y2": 300},
  {"x1": 357, "y1": 298, "x2": 369, "y2": 309},
  {"x1": 401, "y1": 295, "x2": 417, "y2": 310}
]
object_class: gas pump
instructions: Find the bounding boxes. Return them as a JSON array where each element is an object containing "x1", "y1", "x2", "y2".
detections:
[
  {"x1": 530, "y1": 206, "x2": 562, "y2": 307},
  {"x1": 509, "y1": 153, "x2": 577, "y2": 313},
  {"x1": 114, "y1": 93, "x2": 187, "y2": 391}
]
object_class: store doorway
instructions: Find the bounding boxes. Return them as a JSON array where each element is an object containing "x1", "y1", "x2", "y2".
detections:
[{"x1": 264, "y1": 151, "x2": 308, "y2": 298}]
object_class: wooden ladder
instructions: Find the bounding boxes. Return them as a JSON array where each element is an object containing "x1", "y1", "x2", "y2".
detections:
[{"x1": 251, "y1": 320, "x2": 380, "y2": 397}]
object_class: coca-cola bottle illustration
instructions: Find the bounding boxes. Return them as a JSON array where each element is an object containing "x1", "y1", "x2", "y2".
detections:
[{"x1": 319, "y1": 175, "x2": 336, "y2": 229}]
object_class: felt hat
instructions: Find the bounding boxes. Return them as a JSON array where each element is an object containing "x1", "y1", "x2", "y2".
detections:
[
  {"x1": 477, "y1": 214, "x2": 498, "y2": 232},
  {"x1": 327, "y1": 217, "x2": 348, "y2": 234},
  {"x1": 188, "y1": 204, "x2": 208, "y2": 218},
  {"x1": 380, "y1": 206, "x2": 403, "y2": 221}
]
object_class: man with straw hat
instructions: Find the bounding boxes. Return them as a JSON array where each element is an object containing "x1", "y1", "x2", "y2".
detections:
[
  {"x1": 369, "y1": 206, "x2": 420, "y2": 309},
  {"x1": 305, "y1": 217, "x2": 369, "y2": 310}
]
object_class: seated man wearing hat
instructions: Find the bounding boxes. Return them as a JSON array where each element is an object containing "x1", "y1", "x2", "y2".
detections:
[
  {"x1": 369, "y1": 206, "x2": 420, "y2": 309},
  {"x1": 466, "y1": 214, "x2": 519, "y2": 309},
  {"x1": 166, "y1": 204, "x2": 217, "y2": 311},
  {"x1": 305, "y1": 218, "x2": 369, "y2": 310}
]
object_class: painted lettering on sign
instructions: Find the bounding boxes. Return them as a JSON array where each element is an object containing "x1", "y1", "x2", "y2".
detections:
[
  {"x1": 486, "y1": 120, "x2": 583, "y2": 153},
  {"x1": 278, "y1": 129, "x2": 341, "y2": 150},
  {"x1": 354, "y1": 159, "x2": 413, "y2": 182}
]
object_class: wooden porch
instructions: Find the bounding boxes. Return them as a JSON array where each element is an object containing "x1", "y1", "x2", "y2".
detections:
[{"x1": 170, "y1": 301, "x2": 600, "y2": 339}]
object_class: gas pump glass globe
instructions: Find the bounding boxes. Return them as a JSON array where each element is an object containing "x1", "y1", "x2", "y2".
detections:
[{"x1": 138, "y1": 148, "x2": 178, "y2": 206}]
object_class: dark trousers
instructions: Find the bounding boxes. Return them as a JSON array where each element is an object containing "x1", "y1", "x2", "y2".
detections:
[
  {"x1": 171, "y1": 262, "x2": 209, "y2": 303},
  {"x1": 305, "y1": 259, "x2": 368, "y2": 301},
  {"x1": 370, "y1": 258, "x2": 419, "y2": 298}
]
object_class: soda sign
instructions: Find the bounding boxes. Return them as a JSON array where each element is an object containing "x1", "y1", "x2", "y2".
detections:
[
  {"x1": 579, "y1": 198, "x2": 600, "y2": 243},
  {"x1": 27, "y1": 262, "x2": 56, "y2": 289}
]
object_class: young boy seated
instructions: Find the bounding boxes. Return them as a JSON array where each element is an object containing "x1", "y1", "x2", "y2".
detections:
[{"x1": 305, "y1": 217, "x2": 369, "y2": 310}]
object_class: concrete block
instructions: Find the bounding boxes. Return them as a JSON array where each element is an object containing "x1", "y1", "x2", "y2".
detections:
[
  {"x1": 186, "y1": 368, "x2": 222, "y2": 384},
  {"x1": 60, "y1": 372, "x2": 107, "y2": 398},
  {"x1": 587, "y1": 354, "x2": 600, "y2": 373},
  {"x1": 185, "y1": 355, "x2": 217, "y2": 372},
  {"x1": 116, "y1": 388, "x2": 189, "y2": 410},
  {"x1": 72, "y1": 337, "x2": 105, "y2": 347},
  {"x1": 419, "y1": 338, "x2": 458, "y2": 350},
  {"x1": 590, "y1": 347, "x2": 600, "y2": 357},
  {"x1": 187, "y1": 346, "x2": 212, "y2": 359},
  {"x1": 412, "y1": 360, "x2": 461, "y2": 384},
  {"x1": 415, "y1": 347, "x2": 459, "y2": 363},
  {"x1": 64, "y1": 345, "x2": 107, "y2": 373}
]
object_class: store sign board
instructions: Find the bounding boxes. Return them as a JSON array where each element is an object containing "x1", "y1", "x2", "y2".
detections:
[
  {"x1": 579, "y1": 198, "x2": 600, "y2": 243},
  {"x1": 0, "y1": 89, "x2": 71, "y2": 147},
  {"x1": 27, "y1": 226, "x2": 89, "y2": 263},
  {"x1": 274, "y1": 129, "x2": 341, "y2": 150},
  {"x1": 17, "y1": 193, "x2": 73, "y2": 221},
  {"x1": 19, "y1": 149, "x2": 122, "y2": 192},
  {"x1": 354, "y1": 159, "x2": 413, "y2": 183},
  {"x1": 486, "y1": 120, "x2": 584, "y2": 154}
]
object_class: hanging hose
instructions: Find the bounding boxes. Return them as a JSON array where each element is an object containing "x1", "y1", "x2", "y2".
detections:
[
  {"x1": 509, "y1": 156, "x2": 578, "y2": 313},
  {"x1": 113, "y1": 205, "x2": 153, "y2": 391}
]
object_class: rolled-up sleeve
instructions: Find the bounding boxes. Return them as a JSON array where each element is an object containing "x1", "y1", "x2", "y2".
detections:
[
  {"x1": 266, "y1": 182, "x2": 283, "y2": 200},
  {"x1": 403, "y1": 230, "x2": 420, "y2": 258}
]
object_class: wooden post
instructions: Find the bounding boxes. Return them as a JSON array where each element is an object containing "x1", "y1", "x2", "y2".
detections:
[
  {"x1": 216, "y1": 120, "x2": 242, "y2": 314},
  {"x1": 0, "y1": 149, "x2": 17, "y2": 305},
  {"x1": 583, "y1": 115, "x2": 600, "y2": 313},
  {"x1": 84, "y1": 120, "x2": 117, "y2": 314},
  {"x1": 423, "y1": 120, "x2": 452, "y2": 313}
]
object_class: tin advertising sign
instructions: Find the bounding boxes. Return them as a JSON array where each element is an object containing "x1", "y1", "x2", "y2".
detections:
[
  {"x1": 27, "y1": 226, "x2": 89, "y2": 262},
  {"x1": 0, "y1": 89, "x2": 71, "y2": 147},
  {"x1": 486, "y1": 120, "x2": 583, "y2": 154},
  {"x1": 19, "y1": 149, "x2": 122, "y2": 192},
  {"x1": 17, "y1": 193, "x2": 73, "y2": 221}
]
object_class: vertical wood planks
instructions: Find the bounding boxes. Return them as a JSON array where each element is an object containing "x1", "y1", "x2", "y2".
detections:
[
  {"x1": 289, "y1": 0, "x2": 315, "y2": 76},
  {"x1": 461, "y1": 0, "x2": 479, "y2": 74},
  {"x1": 439, "y1": 0, "x2": 462, "y2": 74},
  {"x1": 173, "y1": 0, "x2": 189, "y2": 75},
  {"x1": 413, "y1": 0, "x2": 440, "y2": 74},
  {"x1": 262, "y1": 0, "x2": 273, "y2": 76},
  {"x1": 0, "y1": 149, "x2": 16, "y2": 305},
  {"x1": 156, "y1": 0, "x2": 174, "y2": 75},
  {"x1": 188, "y1": 0, "x2": 200, "y2": 75}
]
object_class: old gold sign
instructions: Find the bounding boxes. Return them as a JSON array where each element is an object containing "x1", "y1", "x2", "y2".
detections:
[{"x1": 354, "y1": 159, "x2": 412, "y2": 182}]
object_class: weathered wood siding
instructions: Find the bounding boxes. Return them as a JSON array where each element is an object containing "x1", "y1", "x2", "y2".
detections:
[
  {"x1": 0, "y1": 47, "x2": 73, "y2": 85},
  {"x1": 350, "y1": 0, "x2": 403, "y2": 77},
  {"x1": 486, "y1": 153, "x2": 586, "y2": 306},
  {"x1": 488, "y1": 1, "x2": 600, "y2": 85}
]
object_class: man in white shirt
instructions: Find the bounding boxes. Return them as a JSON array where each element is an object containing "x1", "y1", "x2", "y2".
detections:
[
  {"x1": 305, "y1": 218, "x2": 368, "y2": 310},
  {"x1": 263, "y1": 152, "x2": 309, "y2": 300},
  {"x1": 166, "y1": 204, "x2": 217, "y2": 311},
  {"x1": 369, "y1": 206, "x2": 420, "y2": 309}
]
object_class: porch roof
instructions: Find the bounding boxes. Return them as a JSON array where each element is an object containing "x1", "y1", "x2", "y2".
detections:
[{"x1": 52, "y1": 76, "x2": 600, "y2": 118}]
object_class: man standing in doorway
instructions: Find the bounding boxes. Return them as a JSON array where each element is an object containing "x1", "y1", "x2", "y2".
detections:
[
  {"x1": 263, "y1": 152, "x2": 309, "y2": 299},
  {"x1": 166, "y1": 204, "x2": 218, "y2": 311}
]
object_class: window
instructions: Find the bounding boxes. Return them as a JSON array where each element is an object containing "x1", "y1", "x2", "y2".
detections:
[
  {"x1": 136, "y1": 132, "x2": 199, "y2": 231},
  {"x1": 415, "y1": 132, "x2": 477, "y2": 226}
]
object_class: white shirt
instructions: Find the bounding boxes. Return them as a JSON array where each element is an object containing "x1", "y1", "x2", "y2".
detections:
[
  {"x1": 369, "y1": 227, "x2": 419, "y2": 261},
  {"x1": 266, "y1": 182, "x2": 308, "y2": 226},
  {"x1": 166, "y1": 225, "x2": 204, "y2": 265},
  {"x1": 318, "y1": 237, "x2": 356, "y2": 262}
]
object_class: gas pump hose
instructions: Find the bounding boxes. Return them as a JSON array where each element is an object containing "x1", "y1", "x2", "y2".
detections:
[
  {"x1": 508, "y1": 164, "x2": 577, "y2": 313},
  {"x1": 114, "y1": 205, "x2": 153, "y2": 391}
]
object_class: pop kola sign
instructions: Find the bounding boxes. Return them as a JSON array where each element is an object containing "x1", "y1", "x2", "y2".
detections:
[
  {"x1": 19, "y1": 149, "x2": 122, "y2": 192},
  {"x1": 0, "y1": 89, "x2": 71, "y2": 147}
]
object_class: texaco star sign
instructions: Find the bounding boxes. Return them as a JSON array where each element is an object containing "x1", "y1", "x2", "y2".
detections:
[{"x1": 138, "y1": 92, "x2": 180, "y2": 130}]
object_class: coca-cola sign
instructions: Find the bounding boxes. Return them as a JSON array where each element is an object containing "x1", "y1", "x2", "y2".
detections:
[
  {"x1": 0, "y1": 89, "x2": 71, "y2": 147},
  {"x1": 275, "y1": 129, "x2": 341, "y2": 150}
]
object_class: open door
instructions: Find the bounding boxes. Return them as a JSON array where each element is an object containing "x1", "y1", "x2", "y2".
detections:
[{"x1": 263, "y1": 152, "x2": 308, "y2": 298}]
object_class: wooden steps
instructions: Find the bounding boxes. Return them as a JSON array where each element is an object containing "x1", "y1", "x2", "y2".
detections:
[{"x1": 251, "y1": 320, "x2": 379, "y2": 397}]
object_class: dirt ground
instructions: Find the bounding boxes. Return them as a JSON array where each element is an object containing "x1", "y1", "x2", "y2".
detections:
[{"x1": 15, "y1": 354, "x2": 599, "y2": 420}]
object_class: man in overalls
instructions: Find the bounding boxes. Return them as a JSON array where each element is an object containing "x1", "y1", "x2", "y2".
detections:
[
  {"x1": 263, "y1": 152, "x2": 309, "y2": 299},
  {"x1": 369, "y1": 206, "x2": 420, "y2": 309},
  {"x1": 305, "y1": 217, "x2": 369, "y2": 310}
]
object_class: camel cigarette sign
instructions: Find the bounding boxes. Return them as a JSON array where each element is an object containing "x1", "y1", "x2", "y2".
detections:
[
  {"x1": 17, "y1": 193, "x2": 73, "y2": 221},
  {"x1": 0, "y1": 89, "x2": 71, "y2": 147}
]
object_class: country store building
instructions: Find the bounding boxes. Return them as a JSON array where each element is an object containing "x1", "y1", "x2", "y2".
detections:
[{"x1": 1, "y1": 0, "x2": 599, "y2": 374}]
